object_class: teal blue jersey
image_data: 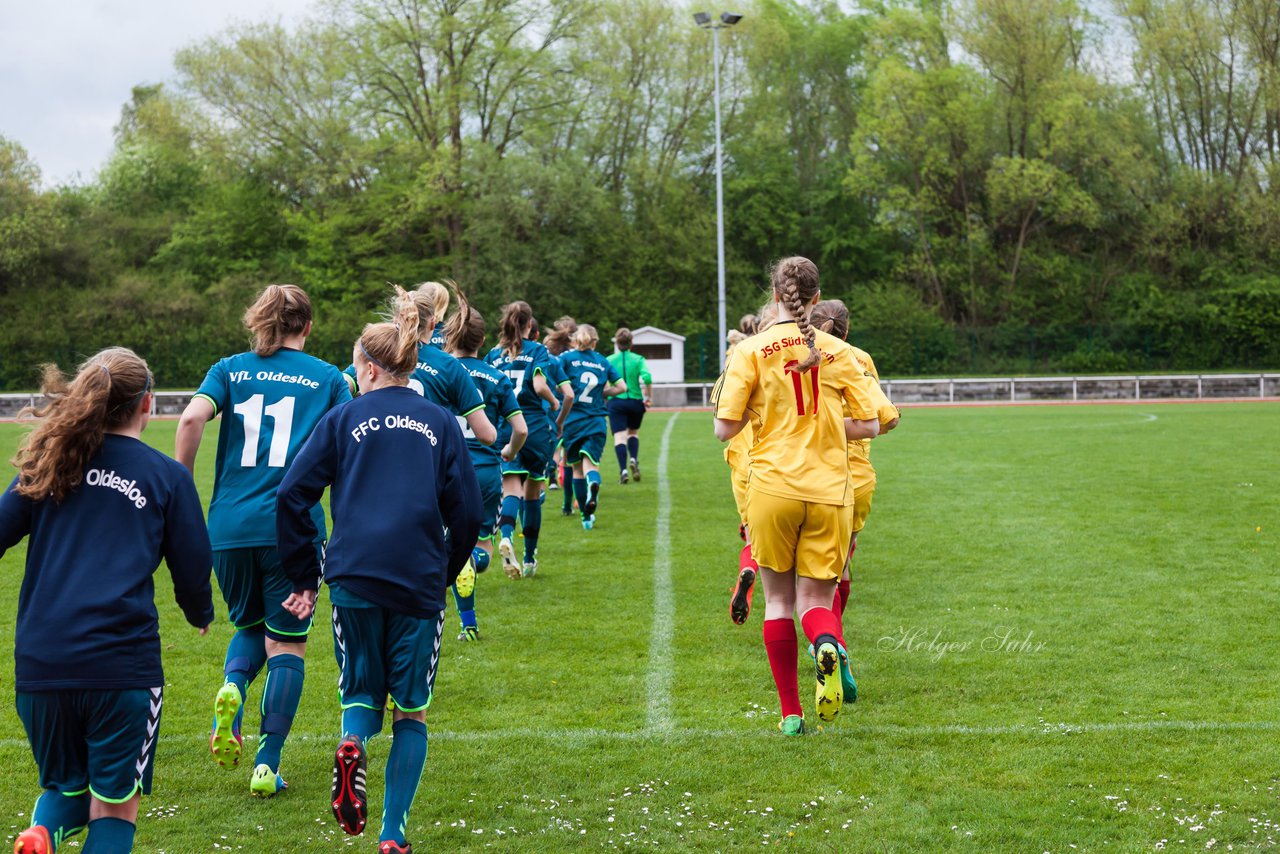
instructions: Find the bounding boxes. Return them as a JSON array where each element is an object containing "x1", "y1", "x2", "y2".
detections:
[
  {"x1": 542, "y1": 356, "x2": 572, "y2": 419},
  {"x1": 408, "y1": 343, "x2": 485, "y2": 417},
  {"x1": 485, "y1": 340, "x2": 553, "y2": 428},
  {"x1": 561, "y1": 349, "x2": 621, "y2": 431},
  {"x1": 429, "y1": 322, "x2": 446, "y2": 348},
  {"x1": 194, "y1": 348, "x2": 351, "y2": 550},
  {"x1": 457, "y1": 357, "x2": 522, "y2": 464}
]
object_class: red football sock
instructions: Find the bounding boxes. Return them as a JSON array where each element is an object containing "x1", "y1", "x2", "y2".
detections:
[
  {"x1": 739, "y1": 544, "x2": 757, "y2": 572},
  {"x1": 800, "y1": 606, "x2": 842, "y2": 648},
  {"x1": 835, "y1": 579, "x2": 851, "y2": 620},
  {"x1": 762, "y1": 619, "x2": 803, "y2": 719}
]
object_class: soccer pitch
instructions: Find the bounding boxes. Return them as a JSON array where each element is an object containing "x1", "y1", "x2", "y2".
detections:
[{"x1": 0, "y1": 402, "x2": 1277, "y2": 852}]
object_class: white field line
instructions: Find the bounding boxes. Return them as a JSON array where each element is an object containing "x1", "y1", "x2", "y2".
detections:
[
  {"x1": 644, "y1": 412, "x2": 680, "y2": 735},
  {"x1": 0, "y1": 718, "x2": 1274, "y2": 751}
]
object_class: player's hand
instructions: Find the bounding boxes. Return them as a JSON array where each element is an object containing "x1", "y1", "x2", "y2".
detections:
[
  {"x1": 500, "y1": 443, "x2": 516, "y2": 461},
  {"x1": 198, "y1": 624, "x2": 210, "y2": 636},
  {"x1": 549, "y1": 397, "x2": 560, "y2": 412},
  {"x1": 282, "y1": 589, "x2": 317, "y2": 620},
  {"x1": 643, "y1": 397, "x2": 652, "y2": 409},
  {"x1": 882, "y1": 416, "x2": 900, "y2": 433}
]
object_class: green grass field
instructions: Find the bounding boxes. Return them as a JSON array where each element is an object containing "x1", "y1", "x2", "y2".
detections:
[{"x1": 0, "y1": 403, "x2": 1277, "y2": 852}]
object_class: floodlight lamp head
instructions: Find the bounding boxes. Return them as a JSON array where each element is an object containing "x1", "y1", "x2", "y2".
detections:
[
  {"x1": 693, "y1": 11, "x2": 712, "y2": 26},
  {"x1": 720, "y1": 12, "x2": 743, "y2": 25}
]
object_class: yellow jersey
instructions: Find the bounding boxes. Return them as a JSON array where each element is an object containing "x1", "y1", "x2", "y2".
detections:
[
  {"x1": 714, "y1": 321, "x2": 880, "y2": 506},
  {"x1": 848, "y1": 345, "x2": 898, "y2": 466}
]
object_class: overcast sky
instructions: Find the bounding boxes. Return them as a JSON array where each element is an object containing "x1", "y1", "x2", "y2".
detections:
[{"x1": 0, "y1": 0, "x2": 316, "y2": 186}]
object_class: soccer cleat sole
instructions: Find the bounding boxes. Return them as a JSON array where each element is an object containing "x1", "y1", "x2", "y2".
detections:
[
  {"x1": 455, "y1": 559, "x2": 476, "y2": 598},
  {"x1": 13, "y1": 826, "x2": 51, "y2": 854},
  {"x1": 629, "y1": 458, "x2": 641, "y2": 481},
  {"x1": 250, "y1": 764, "x2": 287, "y2": 798},
  {"x1": 814, "y1": 640, "x2": 843, "y2": 723},
  {"x1": 498, "y1": 537, "x2": 521, "y2": 580},
  {"x1": 378, "y1": 842, "x2": 412, "y2": 854},
  {"x1": 729, "y1": 568, "x2": 756, "y2": 625},
  {"x1": 210, "y1": 682, "x2": 242, "y2": 770},
  {"x1": 331, "y1": 738, "x2": 368, "y2": 836},
  {"x1": 583, "y1": 481, "x2": 600, "y2": 516}
]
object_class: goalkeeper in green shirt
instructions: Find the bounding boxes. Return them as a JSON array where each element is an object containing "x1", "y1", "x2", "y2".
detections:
[{"x1": 606, "y1": 328, "x2": 653, "y2": 484}]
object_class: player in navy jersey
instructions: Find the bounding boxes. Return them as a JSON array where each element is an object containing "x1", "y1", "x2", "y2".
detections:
[
  {"x1": 559, "y1": 325, "x2": 626, "y2": 530},
  {"x1": 485, "y1": 301, "x2": 571, "y2": 579},
  {"x1": 446, "y1": 295, "x2": 529, "y2": 640},
  {"x1": 176, "y1": 284, "x2": 351, "y2": 797},
  {"x1": 1, "y1": 348, "x2": 214, "y2": 854},
  {"x1": 277, "y1": 288, "x2": 482, "y2": 854}
]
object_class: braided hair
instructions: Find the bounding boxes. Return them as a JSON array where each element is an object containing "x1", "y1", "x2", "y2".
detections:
[{"x1": 770, "y1": 256, "x2": 821, "y2": 371}]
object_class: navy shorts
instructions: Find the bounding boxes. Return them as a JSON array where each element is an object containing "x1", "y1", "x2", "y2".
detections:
[
  {"x1": 331, "y1": 596, "x2": 445, "y2": 714},
  {"x1": 18, "y1": 687, "x2": 163, "y2": 802},
  {"x1": 608, "y1": 398, "x2": 646, "y2": 433},
  {"x1": 562, "y1": 420, "x2": 607, "y2": 465},
  {"x1": 215, "y1": 545, "x2": 321, "y2": 641}
]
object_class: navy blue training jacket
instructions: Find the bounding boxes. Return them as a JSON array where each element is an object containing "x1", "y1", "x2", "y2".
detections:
[
  {"x1": 0, "y1": 434, "x2": 215, "y2": 691},
  {"x1": 276, "y1": 385, "x2": 483, "y2": 618}
]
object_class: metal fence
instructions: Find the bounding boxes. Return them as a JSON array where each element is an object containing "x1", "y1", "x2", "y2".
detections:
[
  {"x1": 1, "y1": 373, "x2": 1276, "y2": 417},
  {"x1": 648, "y1": 372, "x2": 1280, "y2": 408}
]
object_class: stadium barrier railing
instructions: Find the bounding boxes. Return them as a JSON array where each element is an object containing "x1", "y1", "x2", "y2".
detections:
[{"x1": 1, "y1": 372, "x2": 1277, "y2": 418}]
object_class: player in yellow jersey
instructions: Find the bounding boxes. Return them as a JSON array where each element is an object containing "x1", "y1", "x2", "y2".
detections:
[
  {"x1": 811, "y1": 300, "x2": 899, "y2": 627},
  {"x1": 713, "y1": 257, "x2": 882, "y2": 736},
  {"x1": 720, "y1": 306, "x2": 780, "y2": 625}
]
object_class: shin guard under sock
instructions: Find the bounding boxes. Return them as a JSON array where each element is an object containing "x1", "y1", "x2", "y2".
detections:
[{"x1": 257, "y1": 653, "x2": 305, "y2": 772}]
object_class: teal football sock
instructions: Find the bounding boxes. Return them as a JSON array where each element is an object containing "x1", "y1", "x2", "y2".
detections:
[
  {"x1": 342, "y1": 705, "x2": 384, "y2": 742},
  {"x1": 223, "y1": 625, "x2": 267, "y2": 732},
  {"x1": 83, "y1": 817, "x2": 134, "y2": 854},
  {"x1": 32, "y1": 790, "x2": 89, "y2": 849},
  {"x1": 499, "y1": 496, "x2": 521, "y2": 539},
  {"x1": 257, "y1": 653, "x2": 305, "y2": 772},
  {"x1": 452, "y1": 581, "x2": 475, "y2": 616},
  {"x1": 380, "y1": 719, "x2": 428, "y2": 845},
  {"x1": 523, "y1": 501, "x2": 542, "y2": 562}
]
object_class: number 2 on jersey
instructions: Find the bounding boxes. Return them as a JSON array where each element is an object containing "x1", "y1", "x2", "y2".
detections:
[
  {"x1": 784, "y1": 360, "x2": 820, "y2": 416},
  {"x1": 579, "y1": 372, "x2": 599, "y2": 404},
  {"x1": 232, "y1": 394, "x2": 296, "y2": 467}
]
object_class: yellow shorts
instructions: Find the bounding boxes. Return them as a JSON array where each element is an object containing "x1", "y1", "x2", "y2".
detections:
[
  {"x1": 851, "y1": 475, "x2": 876, "y2": 534},
  {"x1": 746, "y1": 491, "x2": 853, "y2": 581}
]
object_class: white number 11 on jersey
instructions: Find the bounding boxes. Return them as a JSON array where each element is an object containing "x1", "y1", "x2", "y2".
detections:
[{"x1": 233, "y1": 394, "x2": 296, "y2": 467}]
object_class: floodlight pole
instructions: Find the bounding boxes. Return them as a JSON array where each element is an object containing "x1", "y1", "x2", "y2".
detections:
[
  {"x1": 713, "y1": 23, "x2": 727, "y2": 373},
  {"x1": 695, "y1": 12, "x2": 740, "y2": 372}
]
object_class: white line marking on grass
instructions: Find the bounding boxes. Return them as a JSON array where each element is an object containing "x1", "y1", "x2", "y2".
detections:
[
  {"x1": 644, "y1": 412, "x2": 680, "y2": 735},
  {"x1": 2, "y1": 718, "x2": 1273, "y2": 751}
]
